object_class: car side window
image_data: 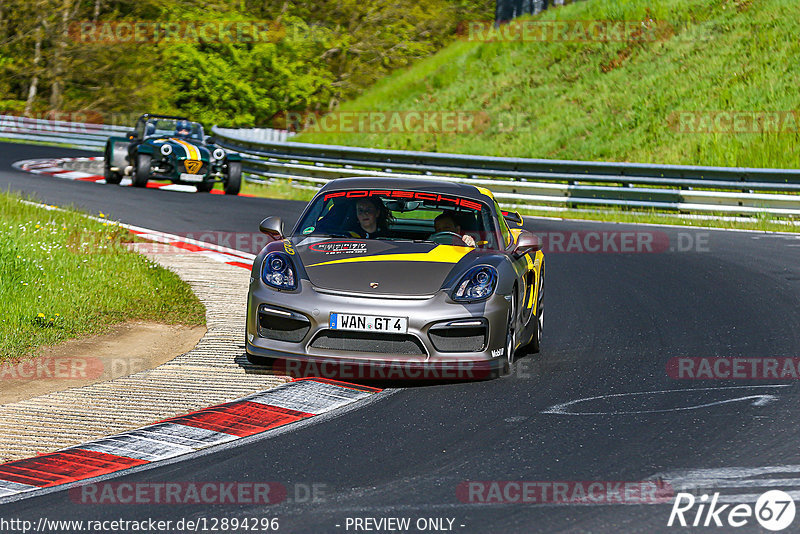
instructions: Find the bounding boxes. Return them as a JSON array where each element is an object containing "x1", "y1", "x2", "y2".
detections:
[{"x1": 494, "y1": 201, "x2": 512, "y2": 248}]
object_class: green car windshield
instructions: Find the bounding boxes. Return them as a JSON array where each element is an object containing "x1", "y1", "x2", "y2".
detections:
[
  {"x1": 295, "y1": 189, "x2": 500, "y2": 249},
  {"x1": 137, "y1": 118, "x2": 204, "y2": 141}
]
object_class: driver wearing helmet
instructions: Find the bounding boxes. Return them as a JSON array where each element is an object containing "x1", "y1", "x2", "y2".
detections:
[{"x1": 175, "y1": 119, "x2": 192, "y2": 137}]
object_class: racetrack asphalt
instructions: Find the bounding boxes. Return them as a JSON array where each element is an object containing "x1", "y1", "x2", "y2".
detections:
[{"x1": 2, "y1": 141, "x2": 800, "y2": 533}]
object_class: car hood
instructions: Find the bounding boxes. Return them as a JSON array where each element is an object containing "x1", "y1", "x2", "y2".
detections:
[
  {"x1": 151, "y1": 138, "x2": 210, "y2": 160},
  {"x1": 294, "y1": 237, "x2": 475, "y2": 295}
]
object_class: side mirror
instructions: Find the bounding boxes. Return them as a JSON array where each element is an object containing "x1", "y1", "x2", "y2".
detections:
[
  {"x1": 126, "y1": 131, "x2": 136, "y2": 140},
  {"x1": 259, "y1": 216, "x2": 283, "y2": 239},
  {"x1": 503, "y1": 210, "x2": 523, "y2": 226},
  {"x1": 514, "y1": 230, "x2": 541, "y2": 256}
]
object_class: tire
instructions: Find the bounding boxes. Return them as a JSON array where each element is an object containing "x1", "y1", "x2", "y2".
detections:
[
  {"x1": 505, "y1": 287, "x2": 518, "y2": 367},
  {"x1": 103, "y1": 149, "x2": 122, "y2": 185},
  {"x1": 528, "y1": 261, "x2": 545, "y2": 354},
  {"x1": 224, "y1": 161, "x2": 242, "y2": 195},
  {"x1": 196, "y1": 181, "x2": 213, "y2": 193},
  {"x1": 132, "y1": 153, "x2": 150, "y2": 188}
]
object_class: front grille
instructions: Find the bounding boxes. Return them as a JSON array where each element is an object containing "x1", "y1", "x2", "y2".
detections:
[
  {"x1": 257, "y1": 306, "x2": 310, "y2": 342},
  {"x1": 310, "y1": 330, "x2": 426, "y2": 355},
  {"x1": 428, "y1": 320, "x2": 487, "y2": 353}
]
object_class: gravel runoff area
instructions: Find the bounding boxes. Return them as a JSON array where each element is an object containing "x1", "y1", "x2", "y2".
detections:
[{"x1": 0, "y1": 248, "x2": 290, "y2": 463}]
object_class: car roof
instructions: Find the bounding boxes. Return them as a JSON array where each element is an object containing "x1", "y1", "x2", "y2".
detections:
[{"x1": 317, "y1": 177, "x2": 495, "y2": 203}]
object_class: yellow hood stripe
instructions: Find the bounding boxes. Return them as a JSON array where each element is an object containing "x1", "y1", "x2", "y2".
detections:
[
  {"x1": 171, "y1": 138, "x2": 200, "y2": 160},
  {"x1": 307, "y1": 245, "x2": 472, "y2": 268}
]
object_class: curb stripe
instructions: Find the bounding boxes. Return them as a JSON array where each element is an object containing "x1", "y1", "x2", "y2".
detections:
[
  {"x1": 123, "y1": 423, "x2": 238, "y2": 449},
  {"x1": 0, "y1": 450, "x2": 148, "y2": 488},
  {"x1": 0, "y1": 379, "x2": 381, "y2": 501},
  {"x1": 75, "y1": 436, "x2": 195, "y2": 463},
  {"x1": 248, "y1": 380, "x2": 373, "y2": 414},
  {"x1": 14, "y1": 157, "x2": 254, "y2": 196},
  {"x1": 0, "y1": 480, "x2": 39, "y2": 497},
  {"x1": 161, "y1": 401, "x2": 311, "y2": 438}
]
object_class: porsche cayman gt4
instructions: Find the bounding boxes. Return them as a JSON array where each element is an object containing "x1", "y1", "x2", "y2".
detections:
[{"x1": 245, "y1": 177, "x2": 544, "y2": 379}]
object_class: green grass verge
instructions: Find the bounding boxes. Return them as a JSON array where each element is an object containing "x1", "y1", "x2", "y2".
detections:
[
  {"x1": 238, "y1": 177, "x2": 317, "y2": 201},
  {"x1": 0, "y1": 191, "x2": 206, "y2": 361},
  {"x1": 294, "y1": 0, "x2": 800, "y2": 169}
]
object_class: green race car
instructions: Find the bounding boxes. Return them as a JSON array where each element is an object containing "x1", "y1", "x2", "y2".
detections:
[{"x1": 104, "y1": 114, "x2": 243, "y2": 195}]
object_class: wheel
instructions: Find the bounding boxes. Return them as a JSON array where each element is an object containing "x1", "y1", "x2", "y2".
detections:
[
  {"x1": 195, "y1": 181, "x2": 213, "y2": 193},
  {"x1": 505, "y1": 288, "x2": 518, "y2": 366},
  {"x1": 103, "y1": 151, "x2": 122, "y2": 185},
  {"x1": 132, "y1": 153, "x2": 150, "y2": 188},
  {"x1": 224, "y1": 161, "x2": 242, "y2": 195},
  {"x1": 528, "y1": 261, "x2": 545, "y2": 354}
]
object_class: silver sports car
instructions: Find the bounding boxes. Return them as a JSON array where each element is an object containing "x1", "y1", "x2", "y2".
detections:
[{"x1": 245, "y1": 177, "x2": 544, "y2": 379}]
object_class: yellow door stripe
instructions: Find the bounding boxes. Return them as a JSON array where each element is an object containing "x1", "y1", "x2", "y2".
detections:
[
  {"x1": 307, "y1": 245, "x2": 472, "y2": 268},
  {"x1": 525, "y1": 253, "x2": 535, "y2": 309},
  {"x1": 171, "y1": 138, "x2": 200, "y2": 160}
]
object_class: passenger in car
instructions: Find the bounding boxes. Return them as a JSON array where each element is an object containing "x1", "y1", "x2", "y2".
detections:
[{"x1": 433, "y1": 213, "x2": 476, "y2": 247}]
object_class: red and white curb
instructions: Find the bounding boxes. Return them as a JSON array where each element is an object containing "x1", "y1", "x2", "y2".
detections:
[
  {"x1": 125, "y1": 224, "x2": 256, "y2": 271},
  {"x1": 27, "y1": 200, "x2": 258, "y2": 271},
  {"x1": 13, "y1": 157, "x2": 251, "y2": 195},
  {"x1": 0, "y1": 378, "x2": 380, "y2": 501}
]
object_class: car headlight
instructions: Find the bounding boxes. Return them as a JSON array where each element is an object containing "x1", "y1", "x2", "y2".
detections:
[
  {"x1": 452, "y1": 265, "x2": 498, "y2": 302},
  {"x1": 212, "y1": 148, "x2": 226, "y2": 160},
  {"x1": 160, "y1": 144, "x2": 172, "y2": 156},
  {"x1": 261, "y1": 252, "x2": 297, "y2": 290}
]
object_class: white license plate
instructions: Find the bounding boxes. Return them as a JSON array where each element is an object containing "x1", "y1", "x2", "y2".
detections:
[
  {"x1": 330, "y1": 313, "x2": 408, "y2": 333},
  {"x1": 180, "y1": 173, "x2": 204, "y2": 183}
]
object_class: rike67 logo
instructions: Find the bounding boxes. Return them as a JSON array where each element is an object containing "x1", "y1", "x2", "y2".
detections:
[{"x1": 668, "y1": 490, "x2": 796, "y2": 530}]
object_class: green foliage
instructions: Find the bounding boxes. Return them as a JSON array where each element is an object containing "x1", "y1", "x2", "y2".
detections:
[
  {"x1": 297, "y1": 0, "x2": 800, "y2": 169},
  {"x1": 0, "y1": 0, "x2": 493, "y2": 127}
]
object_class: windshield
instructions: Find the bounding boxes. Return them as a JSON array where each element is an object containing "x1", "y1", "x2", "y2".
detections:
[
  {"x1": 140, "y1": 118, "x2": 204, "y2": 140},
  {"x1": 294, "y1": 189, "x2": 500, "y2": 249}
]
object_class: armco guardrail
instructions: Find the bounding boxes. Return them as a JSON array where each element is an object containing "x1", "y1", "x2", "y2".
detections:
[
  {"x1": 212, "y1": 127, "x2": 800, "y2": 216},
  {"x1": 0, "y1": 114, "x2": 129, "y2": 149},
  {"x1": 5, "y1": 113, "x2": 799, "y2": 217},
  {"x1": 0, "y1": 114, "x2": 292, "y2": 151}
]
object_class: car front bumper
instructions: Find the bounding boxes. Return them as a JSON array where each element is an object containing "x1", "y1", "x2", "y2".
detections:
[{"x1": 245, "y1": 278, "x2": 511, "y2": 380}]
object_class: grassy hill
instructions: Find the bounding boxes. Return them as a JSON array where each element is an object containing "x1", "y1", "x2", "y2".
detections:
[{"x1": 296, "y1": 0, "x2": 800, "y2": 169}]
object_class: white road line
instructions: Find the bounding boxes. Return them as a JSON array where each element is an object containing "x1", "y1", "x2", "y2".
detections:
[
  {"x1": 0, "y1": 480, "x2": 39, "y2": 497},
  {"x1": 542, "y1": 385, "x2": 791, "y2": 415}
]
